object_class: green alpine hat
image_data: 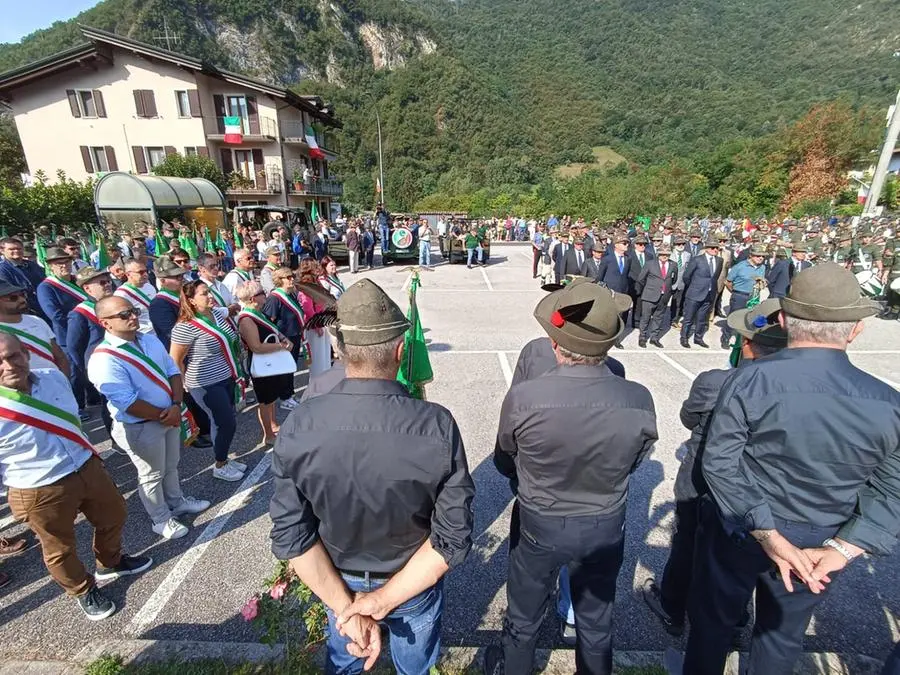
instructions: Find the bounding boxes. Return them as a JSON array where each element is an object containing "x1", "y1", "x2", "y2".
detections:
[
  {"x1": 726, "y1": 298, "x2": 787, "y2": 347},
  {"x1": 44, "y1": 246, "x2": 71, "y2": 262},
  {"x1": 335, "y1": 279, "x2": 410, "y2": 346},
  {"x1": 75, "y1": 266, "x2": 110, "y2": 287},
  {"x1": 534, "y1": 277, "x2": 623, "y2": 357},
  {"x1": 780, "y1": 262, "x2": 878, "y2": 322},
  {"x1": 154, "y1": 255, "x2": 188, "y2": 279}
]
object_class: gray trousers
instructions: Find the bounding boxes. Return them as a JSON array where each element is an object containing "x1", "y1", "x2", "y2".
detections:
[
  {"x1": 112, "y1": 421, "x2": 184, "y2": 525},
  {"x1": 348, "y1": 249, "x2": 359, "y2": 273}
]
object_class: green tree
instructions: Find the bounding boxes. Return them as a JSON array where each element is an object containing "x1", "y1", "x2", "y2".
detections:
[{"x1": 152, "y1": 153, "x2": 229, "y2": 196}]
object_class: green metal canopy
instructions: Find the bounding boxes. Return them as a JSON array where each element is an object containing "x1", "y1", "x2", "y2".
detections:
[{"x1": 94, "y1": 172, "x2": 225, "y2": 213}]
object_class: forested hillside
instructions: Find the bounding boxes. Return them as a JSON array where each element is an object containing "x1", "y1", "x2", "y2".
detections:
[{"x1": 1, "y1": 0, "x2": 898, "y2": 215}]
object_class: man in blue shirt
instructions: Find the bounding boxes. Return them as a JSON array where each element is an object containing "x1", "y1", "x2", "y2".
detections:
[
  {"x1": 88, "y1": 296, "x2": 210, "y2": 541},
  {"x1": 0, "y1": 332, "x2": 152, "y2": 619},
  {"x1": 531, "y1": 224, "x2": 545, "y2": 279},
  {"x1": 0, "y1": 237, "x2": 46, "y2": 321},
  {"x1": 721, "y1": 245, "x2": 766, "y2": 348}
]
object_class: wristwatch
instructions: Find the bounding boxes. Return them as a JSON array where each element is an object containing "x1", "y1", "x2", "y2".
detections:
[{"x1": 822, "y1": 538, "x2": 857, "y2": 562}]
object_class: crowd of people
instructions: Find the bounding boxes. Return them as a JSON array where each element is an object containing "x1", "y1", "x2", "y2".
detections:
[{"x1": 0, "y1": 211, "x2": 899, "y2": 675}]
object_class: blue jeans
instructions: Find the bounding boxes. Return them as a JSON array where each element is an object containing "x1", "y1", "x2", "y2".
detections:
[
  {"x1": 466, "y1": 247, "x2": 483, "y2": 265},
  {"x1": 192, "y1": 377, "x2": 236, "y2": 463},
  {"x1": 557, "y1": 566, "x2": 575, "y2": 624},
  {"x1": 325, "y1": 574, "x2": 443, "y2": 675},
  {"x1": 419, "y1": 240, "x2": 431, "y2": 266},
  {"x1": 380, "y1": 225, "x2": 390, "y2": 252}
]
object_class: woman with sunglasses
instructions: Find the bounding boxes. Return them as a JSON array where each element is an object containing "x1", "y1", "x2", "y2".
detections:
[
  {"x1": 169, "y1": 280, "x2": 245, "y2": 482},
  {"x1": 262, "y1": 267, "x2": 304, "y2": 411},
  {"x1": 236, "y1": 281, "x2": 293, "y2": 445}
]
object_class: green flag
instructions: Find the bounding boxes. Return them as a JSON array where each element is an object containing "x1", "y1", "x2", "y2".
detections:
[
  {"x1": 310, "y1": 201, "x2": 319, "y2": 224},
  {"x1": 179, "y1": 231, "x2": 199, "y2": 261},
  {"x1": 728, "y1": 284, "x2": 763, "y2": 368},
  {"x1": 214, "y1": 227, "x2": 226, "y2": 252},
  {"x1": 233, "y1": 224, "x2": 243, "y2": 249},
  {"x1": 155, "y1": 227, "x2": 169, "y2": 256},
  {"x1": 397, "y1": 271, "x2": 433, "y2": 399},
  {"x1": 35, "y1": 235, "x2": 47, "y2": 271}
]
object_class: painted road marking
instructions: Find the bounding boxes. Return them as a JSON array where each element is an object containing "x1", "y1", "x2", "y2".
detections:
[
  {"x1": 655, "y1": 352, "x2": 698, "y2": 382},
  {"x1": 125, "y1": 454, "x2": 273, "y2": 636},
  {"x1": 480, "y1": 267, "x2": 494, "y2": 292},
  {"x1": 497, "y1": 351, "x2": 513, "y2": 387}
]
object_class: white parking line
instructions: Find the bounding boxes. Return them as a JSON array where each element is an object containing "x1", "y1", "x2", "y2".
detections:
[
  {"x1": 655, "y1": 352, "x2": 698, "y2": 382},
  {"x1": 125, "y1": 454, "x2": 273, "y2": 636},
  {"x1": 480, "y1": 267, "x2": 494, "y2": 292},
  {"x1": 497, "y1": 352, "x2": 513, "y2": 387}
]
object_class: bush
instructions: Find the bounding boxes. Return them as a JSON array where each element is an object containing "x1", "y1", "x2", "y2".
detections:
[{"x1": 152, "y1": 154, "x2": 229, "y2": 196}]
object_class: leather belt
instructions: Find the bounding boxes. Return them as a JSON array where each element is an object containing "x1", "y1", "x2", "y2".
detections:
[{"x1": 340, "y1": 569, "x2": 393, "y2": 581}]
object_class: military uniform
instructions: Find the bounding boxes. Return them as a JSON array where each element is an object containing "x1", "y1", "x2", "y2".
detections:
[{"x1": 884, "y1": 237, "x2": 900, "y2": 317}]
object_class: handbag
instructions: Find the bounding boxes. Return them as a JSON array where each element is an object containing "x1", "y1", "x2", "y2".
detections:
[{"x1": 250, "y1": 334, "x2": 297, "y2": 378}]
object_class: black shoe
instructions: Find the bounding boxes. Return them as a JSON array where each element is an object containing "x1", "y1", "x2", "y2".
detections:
[
  {"x1": 680, "y1": 339, "x2": 691, "y2": 349},
  {"x1": 483, "y1": 644, "x2": 504, "y2": 675},
  {"x1": 720, "y1": 337, "x2": 730, "y2": 350},
  {"x1": 650, "y1": 339, "x2": 664, "y2": 348},
  {"x1": 638, "y1": 338, "x2": 647, "y2": 348},
  {"x1": 559, "y1": 620, "x2": 577, "y2": 646},
  {"x1": 641, "y1": 578, "x2": 684, "y2": 637},
  {"x1": 94, "y1": 554, "x2": 153, "y2": 582},
  {"x1": 694, "y1": 338, "x2": 709, "y2": 348},
  {"x1": 77, "y1": 586, "x2": 116, "y2": 621},
  {"x1": 193, "y1": 434, "x2": 213, "y2": 449},
  {"x1": 614, "y1": 342, "x2": 624, "y2": 349},
  {"x1": 467, "y1": 264, "x2": 472, "y2": 269}
]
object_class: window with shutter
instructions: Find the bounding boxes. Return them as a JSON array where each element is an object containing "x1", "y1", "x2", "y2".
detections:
[
  {"x1": 90, "y1": 147, "x2": 109, "y2": 173},
  {"x1": 197, "y1": 146, "x2": 209, "y2": 158},
  {"x1": 175, "y1": 91, "x2": 190, "y2": 118},
  {"x1": 141, "y1": 90, "x2": 158, "y2": 118},
  {"x1": 80, "y1": 146, "x2": 92, "y2": 172},
  {"x1": 247, "y1": 96, "x2": 260, "y2": 135},
  {"x1": 67, "y1": 91, "x2": 81, "y2": 118},
  {"x1": 251, "y1": 149, "x2": 266, "y2": 189},
  {"x1": 133, "y1": 90, "x2": 145, "y2": 117},
  {"x1": 146, "y1": 147, "x2": 166, "y2": 169},
  {"x1": 164, "y1": 146, "x2": 177, "y2": 157},
  {"x1": 93, "y1": 90, "x2": 107, "y2": 118},
  {"x1": 132, "y1": 146, "x2": 148, "y2": 173},
  {"x1": 188, "y1": 89, "x2": 202, "y2": 117},
  {"x1": 220, "y1": 148, "x2": 234, "y2": 175},
  {"x1": 213, "y1": 95, "x2": 226, "y2": 133},
  {"x1": 105, "y1": 147, "x2": 118, "y2": 171}
]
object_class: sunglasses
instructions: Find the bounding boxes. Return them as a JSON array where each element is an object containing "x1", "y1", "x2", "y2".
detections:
[
  {"x1": 0, "y1": 293, "x2": 24, "y2": 301},
  {"x1": 101, "y1": 308, "x2": 141, "y2": 321},
  {"x1": 253, "y1": 291, "x2": 266, "y2": 298}
]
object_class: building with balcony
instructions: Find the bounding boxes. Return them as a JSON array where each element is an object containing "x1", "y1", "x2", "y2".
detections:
[{"x1": 0, "y1": 26, "x2": 343, "y2": 222}]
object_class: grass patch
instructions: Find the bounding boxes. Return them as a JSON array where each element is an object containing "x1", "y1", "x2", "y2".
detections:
[
  {"x1": 83, "y1": 653, "x2": 319, "y2": 675},
  {"x1": 616, "y1": 667, "x2": 667, "y2": 675},
  {"x1": 555, "y1": 146, "x2": 629, "y2": 178}
]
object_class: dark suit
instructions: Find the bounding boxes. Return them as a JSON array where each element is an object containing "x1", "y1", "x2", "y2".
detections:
[
  {"x1": 766, "y1": 259, "x2": 791, "y2": 298},
  {"x1": 595, "y1": 253, "x2": 631, "y2": 294},
  {"x1": 687, "y1": 241, "x2": 702, "y2": 257},
  {"x1": 787, "y1": 258, "x2": 813, "y2": 283},
  {"x1": 551, "y1": 242, "x2": 570, "y2": 283},
  {"x1": 562, "y1": 247, "x2": 588, "y2": 277},
  {"x1": 637, "y1": 259, "x2": 678, "y2": 340},
  {"x1": 680, "y1": 254, "x2": 722, "y2": 342},
  {"x1": 580, "y1": 255, "x2": 603, "y2": 282},
  {"x1": 628, "y1": 251, "x2": 654, "y2": 327}
]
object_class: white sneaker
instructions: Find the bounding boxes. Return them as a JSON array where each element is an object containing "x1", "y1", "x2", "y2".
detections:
[
  {"x1": 171, "y1": 497, "x2": 211, "y2": 517},
  {"x1": 213, "y1": 463, "x2": 244, "y2": 482},
  {"x1": 228, "y1": 458, "x2": 247, "y2": 472},
  {"x1": 152, "y1": 518, "x2": 188, "y2": 540},
  {"x1": 280, "y1": 399, "x2": 298, "y2": 411}
]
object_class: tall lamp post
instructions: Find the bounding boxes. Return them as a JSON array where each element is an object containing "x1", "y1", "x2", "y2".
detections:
[{"x1": 367, "y1": 92, "x2": 386, "y2": 209}]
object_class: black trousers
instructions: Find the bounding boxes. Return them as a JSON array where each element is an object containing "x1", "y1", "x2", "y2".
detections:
[
  {"x1": 659, "y1": 498, "x2": 700, "y2": 623},
  {"x1": 684, "y1": 500, "x2": 836, "y2": 675},
  {"x1": 639, "y1": 296, "x2": 671, "y2": 340},
  {"x1": 185, "y1": 391, "x2": 211, "y2": 436},
  {"x1": 502, "y1": 503, "x2": 625, "y2": 675},
  {"x1": 721, "y1": 291, "x2": 749, "y2": 341},
  {"x1": 670, "y1": 288, "x2": 685, "y2": 323},
  {"x1": 630, "y1": 291, "x2": 643, "y2": 327},
  {"x1": 680, "y1": 296, "x2": 712, "y2": 340},
  {"x1": 532, "y1": 248, "x2": 541, "y2": 277},
  {"x1": 883, "y1": 642, "x2": 900, "y2": 674}
]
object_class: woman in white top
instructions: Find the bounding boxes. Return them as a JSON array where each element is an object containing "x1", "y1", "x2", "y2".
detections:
[{"x1": 318, "y1": 256, "x2": 345, "y2": 300}]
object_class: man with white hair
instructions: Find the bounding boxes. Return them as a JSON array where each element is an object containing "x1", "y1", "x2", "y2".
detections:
[
  {"x1": 113, "y1": 259, "x2": 156, "y2": 334},
  {"x1": 224, "y1": 248, "x2": 256, "y2": 298},
  {"x1": 680, "y1": 263, "x2": 900, "y2": 675}
]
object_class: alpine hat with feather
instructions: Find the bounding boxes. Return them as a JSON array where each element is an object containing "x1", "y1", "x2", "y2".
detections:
[{"x1": 534, "y1": 277, "x2": 623, "y2": 356}]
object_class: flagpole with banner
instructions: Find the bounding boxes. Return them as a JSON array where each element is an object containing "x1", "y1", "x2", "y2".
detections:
[{"x1": 397, "y1": 268, "x2": 433, "y2": 399}]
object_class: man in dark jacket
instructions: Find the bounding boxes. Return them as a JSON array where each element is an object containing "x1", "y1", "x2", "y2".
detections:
[
  {"x1": 642, "y1": 298, "x2": 787, "y2": 637},
  {"x1": 765, "y1": 246, "x2": 791, "y2": 298},
  {"x1": 679, "y1": 264, "x2": 900, "y2": 675},
  {"x1": 270, "y1": 279, "x2": 474, "y2": 674},
  {"x1": 551, "y1": 231, "x2": 571, "y2": 284},
  {"x1": 679, "y1": 238, "x2": 723, "y2": 348},
  {"x1": 636, "y1": 246, "x2": 678, "y2": 348},
  {"x1": 0, "y1": 237, "x2": 46, "y2": 321},
  {"x1": 562, "y1": 236, "x2": 587, "y2": 277},
  {"x1": 596, "y1": 233, "x2": 631, "y2": 293},
  {"x1": 485, "y1": 280, "x2": 658, "y2": 675},
  {"x1": 628, "y1": 236, "x2": 654, "y2": 328}
]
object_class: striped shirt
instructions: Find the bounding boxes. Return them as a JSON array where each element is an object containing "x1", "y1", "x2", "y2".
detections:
[{"x1": 170, "y1": 306, "x2": 237, "y2": 389}]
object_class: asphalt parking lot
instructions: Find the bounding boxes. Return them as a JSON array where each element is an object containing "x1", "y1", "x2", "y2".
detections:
[{"x1": 1, "y1": 242, "x2": 899, "y2": 665}]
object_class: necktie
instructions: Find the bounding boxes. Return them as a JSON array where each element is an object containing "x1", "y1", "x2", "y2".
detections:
[
  {"x1": 577, "y1": 251, "x2": 583, "y2": 267},
  {"x1": 708, "y1": 256, "x2": 714, "y2": 275},
  {"x1": 617, "y1": 256, "x2": 624, "y2": 274},
  {"x1": 639, "y1": 253, "x2": 644, "y2": 267},
  {"x1": 661, "y1": 262, "x2": 668, "y2": 293}
]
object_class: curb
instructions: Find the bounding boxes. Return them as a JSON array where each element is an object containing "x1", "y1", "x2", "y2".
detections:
[{"x1": 2, "y1": 639, "x2": 883, "y2": 674}]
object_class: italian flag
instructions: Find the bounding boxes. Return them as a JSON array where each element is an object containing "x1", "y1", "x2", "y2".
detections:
[
  {"x1": 305, "y1": 125, "x2": 325, "y2": 159},
  {"x1": 224, "y1": 116, "x2": 243, "y2": 144}
]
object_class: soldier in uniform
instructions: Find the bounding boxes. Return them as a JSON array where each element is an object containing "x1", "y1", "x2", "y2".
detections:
[
  {"x1": 882, "y1": 234, "x2": 900, "y2": 320},
  {"x1": 485, "y1": 281, "x2": 657, "y2": 675},
  {"x1": 831, "y1": 231, "x2": 855, "y2": 267},
  {"x1": 642, "y1": 298, "x2": 787, "y2": 637},
  {"x1": 270, "y1": 279, "x2": 475, "y2": 674},
  {"x1": 680, "y1": 264, "x2": 900, "y2": 675},
  {"x1": 852, "y1": 226, "x2": 884, "y2": 276}
]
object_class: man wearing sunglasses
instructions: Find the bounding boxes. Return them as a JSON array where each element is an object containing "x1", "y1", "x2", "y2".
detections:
[
  {"x1": 197, "y1": 253, "x2": 237, "y2": 313},
  {"x1": 0, "y1": 281, "x2": 70, "y2": 378},
  {"x1": 88, "y1": 296, "x2": 210, "y2": 541}
]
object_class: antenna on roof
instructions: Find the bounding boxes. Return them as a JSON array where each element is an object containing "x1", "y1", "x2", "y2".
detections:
[{"x1": 151, "y1": 18, "x2": 181, "y2": 51}]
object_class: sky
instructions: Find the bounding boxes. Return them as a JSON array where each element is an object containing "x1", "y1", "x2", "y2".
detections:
[{"x1": 1, "y1": 0, "x2": 101, "y2": 44}]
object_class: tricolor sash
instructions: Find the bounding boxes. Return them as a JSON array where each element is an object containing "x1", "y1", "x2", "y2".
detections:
[
  {"x1": 189, "y1": 314, "x2": 245, "y2": 392},
  {"x1": 0, "y1": 323, "x2": 56, "y2": 365},
  {"x1": 117, "y1": 284, "x2": 152, "y2": 309},
  {"x1": 45, "y1": 276, "x2": 89, "y2": 302},
  {"x1": 319, "y1": 275, "x2": 345, "y2": 295},
  {"x1": 237, "y1": 308, "x2": 282, "y2": 338},
  {"x1": 272, "y1": 288, "x2": 306, "y2": 327},
  {"x1": 235, "y1": 270, "x2": 252, "y2": 282},
  {"x1": 73, "y1": 300, "x2": 101, "y2": 326},
  {"x1": 0, "y1": 385, "x2": 95, "y2": 454},
  {"x1": 205, "y1": 281, "x2": 227, "y2": 308},
  {"x1": 157, "y1": 289, "x2": 180, "y2": 307},
  {"x1": 92, "y1": 340, "x2": 198, "y2": 445},
  {"x1": 265, "y1": 262, "x2": 279, "y2": 272}
]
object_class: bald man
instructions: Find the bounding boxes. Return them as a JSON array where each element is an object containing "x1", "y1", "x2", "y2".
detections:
[{"x1": 0, "y1": 332, "x2": 152, "y2": 619}]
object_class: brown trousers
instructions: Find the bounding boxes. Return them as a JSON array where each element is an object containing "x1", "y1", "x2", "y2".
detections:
[{"x1": 7, "y1": 455, "x2": 126, "y2": 596}]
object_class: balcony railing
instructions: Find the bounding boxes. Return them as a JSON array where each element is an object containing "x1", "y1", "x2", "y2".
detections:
[
  {"x1": 226, "y1": 166, "x2": 283, "y2": 194},
  {"x1": 208, "y1": 115, "x2": 278, "y2": 141},
  {"x1": 280, "y1": 120, "x2": 339, "y2": 154},
  {"x1": 286, "y1": 177, "x2": 343, "y2": 197}
]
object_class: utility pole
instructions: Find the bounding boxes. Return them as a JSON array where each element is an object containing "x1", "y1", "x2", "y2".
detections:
[
  {"x1": 152, "y1": 18, "x2": 181, "y2": 51},
  {"x1": 375, "y1": 105, "x2": 385, "y2": 209},
  {"x1": 863, "y1": 89, "x2": 900, "y2": 217}
]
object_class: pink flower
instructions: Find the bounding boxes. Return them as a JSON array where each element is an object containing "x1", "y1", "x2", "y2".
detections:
[
  {"x1": 269, "y1": 580, "x2": 289, "y2": 601},
  {"x1": 241, "y1": 596, "x2": 259, "y2": 621}
]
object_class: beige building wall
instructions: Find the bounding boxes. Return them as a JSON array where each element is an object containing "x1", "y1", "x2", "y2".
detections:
[{"x1": 11, "y1": 53, "x2": 207, "y2": 182}]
